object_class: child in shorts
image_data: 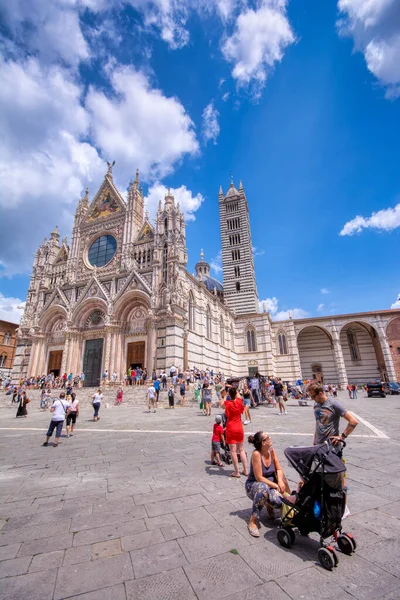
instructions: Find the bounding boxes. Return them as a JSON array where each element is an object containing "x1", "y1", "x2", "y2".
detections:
[{"x1": 211, "y1": 415, "x2": 225, "y2": 467}]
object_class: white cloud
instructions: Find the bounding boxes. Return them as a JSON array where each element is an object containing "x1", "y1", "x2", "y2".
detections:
[
  {"x1": 252, "y1": 246, "x2": 265, "y2": 257},
  {"x1": 320, "y1": 288, "x2": 330, "y2": 294},
  {"x1": 144, "y1": 182, "x2": 204, "y2": 222},
  {"x1": 86, "y1": 64, "x2": 199, "y2": 181},
  {"x1": 222, "y1": 0, "x2": 295, "y2": 93},
  {"x1": 337, "y1": 0, "x2": 400, "y2": 97},
  {"x1": 202, "y1": 101, "x2": 220, "y2": 145},
  {"x1": 258, "y1": 296, "x2": 309, "y2": 320},
  {"x1": 339, "y1": 203, "x2": 400, "y2": 235},
  {"x1": 391, "y1": 294, "x2": 400, "y2": 309},
  {"x1": 210, "y1": 250, "x2": 223, "y2": 274},
  {"x1": 317, "y1": 303, "x2": 325, "y2": 312},
  {"x1": 222, "y1": 92, "x2": 230, "y2": 101},
  {"x1": 0, "y1": 293, "x2": 25, "y2": 324}
]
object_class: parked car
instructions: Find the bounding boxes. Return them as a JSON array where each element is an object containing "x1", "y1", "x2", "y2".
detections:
[
  {"x1": 384, "y1": 382, "x2": 400, "y2": 395},
  {"x1": 366, "y1": 381, "x2": 386, "y2": 398}
]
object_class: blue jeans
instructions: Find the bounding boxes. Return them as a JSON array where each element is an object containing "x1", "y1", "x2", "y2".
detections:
[{"x1": 93, "y1": 402, "x2": 100, "y2": 417}]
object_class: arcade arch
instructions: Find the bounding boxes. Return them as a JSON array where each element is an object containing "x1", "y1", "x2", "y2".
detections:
[
  {"x1": 297, "y1": 326, "x2": 337, "y2": 383},
  {"x1": 339, "y1": 321, "x2": 386, "y2": 383}
]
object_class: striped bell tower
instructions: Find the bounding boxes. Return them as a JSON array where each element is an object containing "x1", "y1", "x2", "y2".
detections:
[{"x1": 219, "y1": 178, "x2": 258, "y2": 314}]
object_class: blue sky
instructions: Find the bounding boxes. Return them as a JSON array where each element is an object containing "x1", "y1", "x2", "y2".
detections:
[{"x1": 0, "y1": 0, "x2": 399, "y2": 323}]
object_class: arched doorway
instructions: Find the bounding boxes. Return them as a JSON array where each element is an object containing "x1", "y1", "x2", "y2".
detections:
[
  {"x1": 386, "y1": 317, "x2": 400, "y2": 381},
  {"x1": 340, "y1": 321, "x2": 386, "y2": 383},
  {"x1": 297, "y1": 326, "x2": 338, "y2": 383}
]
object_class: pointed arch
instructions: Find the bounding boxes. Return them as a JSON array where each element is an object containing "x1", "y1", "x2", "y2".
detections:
[
  {"x1": 188, "y1": 291, "x2": 195, "y2": 332},
  {"x1": 206, "y1": 305, "x2": 212, "y2": 340},
  {"x1": 245, "y1": 325, "x2": 257, "y2": 352},
  {"x1": 0, "y1": 354, "x2": 7, "y2": 367},
  {"x1": 277, "y1": 330, "x2": 288, "y2": 355},
  {"x1": 3, "y1": 331, "x2": 11, "y2": 345}
]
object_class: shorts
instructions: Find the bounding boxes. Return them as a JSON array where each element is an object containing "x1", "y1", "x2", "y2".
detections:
[
  {"x1": 66, "y1": 412, "x2": 77, "y2": 425},
  {"x1": 243, "y1": 398, "x2": 251, "y2": 407},
  {"x1": 212, "y1": 441, "x2": 221, "y2": 453},
  {"x1": 46, "y1": 420, "x2": 64, "y2": 438},
  {"x1": 276, "y1": 396, "x2": 285, "y2": 405}
]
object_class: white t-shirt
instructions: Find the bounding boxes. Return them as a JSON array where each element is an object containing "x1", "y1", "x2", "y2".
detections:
[
  {"x1": 92, "y1": 393, "x2": 103, "y2": 404},
  {"x1": 147, "y1": 386, "x2": 156, "y2": 399},
  {"x1": 51, "y1": 399, "x2": 71, "y2": 421}
]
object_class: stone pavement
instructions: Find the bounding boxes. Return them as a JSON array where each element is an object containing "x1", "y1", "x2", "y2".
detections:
[{"x1": 0, "y1": 390, "x2": 399, "y2": 599}]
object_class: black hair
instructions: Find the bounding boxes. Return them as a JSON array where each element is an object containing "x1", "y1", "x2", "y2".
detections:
[
  {"x1": 248, "y1": 431, "x2": 265, "y2": 451},
  {"x1": 70, "y1": 392, "x2": 76, "y2": 401}
]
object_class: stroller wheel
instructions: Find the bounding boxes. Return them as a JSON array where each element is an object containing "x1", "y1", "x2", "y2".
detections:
[
  {"x1": 338, "y1": 533, "x2": 356, "y2": 555},
  {"x1": 326, "y1": 545, "x2": 339, "y2": 567},
  {"x1": 277, "y1": 527, "x2": 295, "y2": 548},
  {"x1": 318, "y1": 547, "x2": 335, "y2": 571}
]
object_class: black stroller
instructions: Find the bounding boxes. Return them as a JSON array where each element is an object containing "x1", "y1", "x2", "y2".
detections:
[
  {"x1": 277, "y1": 441, "x2": 357, "y2": 570},
  {"x1": 218, "y1": 413, "x2": 246, "y2": 466}
]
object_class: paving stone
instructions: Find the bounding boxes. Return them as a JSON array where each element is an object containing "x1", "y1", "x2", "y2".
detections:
[
  {"x1": 73, "y1": 519, "x2": 146, "y2": 546},
  {"x1": 54, "y1": 553, "x2": 133, "y2": 600},
  {"x1": 184, "y1": 551, "x2": 262, "y2": 600},
  {"x1": 0, "y1": 568, "x2": 57, "y2": 600},
  {"x1": 0, "y1": 518, "x2": 71, "y2": 546},
  {"x1": 224, "y1": 581, "x2": 292, "y2": 600},
  {"x1": 0, "y1": 542, "x2": 21, "y2": 561},
  {"x1": 351, "y1": 509, "x2": 400, "y2": 540},
  {"x1": 125, "y1": 566, "x2": 196, "y2": 600},
  {"x1": 326, "y1": 554, "x2": 400, "y2": 600},
  {"x1": 29, "y1": 550, "x2": 64, "y2": 572},
  {"x1": 145, "y1": 494, "x2": 209, "y2": 518},
  {"x1": 121, "y1": 529, "x2": 164, "y2": 551},
  {"x1": 277, "y1": 566, "x2": 353, "y2": 599},
  {"x1": 63, "y1": 544, "x2": 92, "y2": 566},
  {"x1": 71, "y1": 505, "x2": 146, "y2": 532},
  {"x1": 174, "y1": 506, "x2": 217, "y2": 536},
  {"x1": 17, "y1": 532, "x2": 73, "y2": 557},
  {"x1": 178, "y1": 525, "x2": 250, "y2": 563},
  {"x1": 238, "y1": 541, "x2": 309, "y2": 581},
  {"x1": 0, "y1": 555, "x2": 32, "y2": 578},
  {"x1": 129, "y1": 540, "x2": 188, "y2": 579},
  {"x1": 161, "y1": 523, "x2": 186, "y2": 541},
  {"x1": 357, "y1": 538, "x2": 400, "y2": 578},
  {"x1": 92, "y1": 538, "x2": 122, "y2": 560},
  {"x1": 145, "y1": 513, "x2": 178, "y2": 530},
  {"x1": 60, "y1": 583, "x2": 127, "y2": 600}
]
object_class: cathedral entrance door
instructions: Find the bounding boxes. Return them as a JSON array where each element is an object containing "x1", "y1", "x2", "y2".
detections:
[
  {"x1": 48, "y1": 350, "x2": 63, "y2": 377},
  {"x1": 83, "y1": 339, "x2": 104, "y2": 388},
  {"x1": 127, "y1": 341, "x2": 145, "y2": 371},
  {"x1": 311, "y1": 364, "x2": 323, "y2": 383}
]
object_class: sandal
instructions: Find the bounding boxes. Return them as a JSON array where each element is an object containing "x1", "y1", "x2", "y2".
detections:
[
  {"x1": 217, "y1": 462, "x2": 224, "y2": 467},
  {"x1": 53, "y1": 443, "x2": 58, "y2": 447},
  {"x1": 248, "y1": 524, "x2": 260, "y2": 538},
  {"x1": 211, "y1": 461, "x2": 218, "y2": 465},
  {"x1": 231, "y1": 473, "x2": 241, "y2": 478}
]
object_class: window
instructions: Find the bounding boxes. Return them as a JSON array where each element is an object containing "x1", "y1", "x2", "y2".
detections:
[
  {"x1": 0, "y1": 354, "x2": 6, "y2": 367},
  {"x1": 164, "y1": 218, "x2": 168, "y2": 232},
  {"x1": 3, "y1": 332, "x2": 11, "y2": 345},
  {"x1": 162, "y1": 243, "x2": 168, "y2": 282},
  {"x1": 347, "y1": 328, "x2": 360, "y2": 361},
  {"x1": 246, "y1": 328, "x2": 257, "y2": 352},
  {"x1": 278, "y1": 332, "x2": 288, "y2": 355},
  {"x1": 88, "y1": 235, "x2": 117, "y2": 268},
  {"x1": 234, "y1": 266, "x2": 241, "y2": 277},
  {"x1": 236, "y1": 281, "x2": 240, "y2": 291},
  {"x1": 220, "y1": 318, "x2": 225, "y2": 346},
  {"x1": 188, "y1": 293, "x2": 195, "y2": 331},
  {"x1": 206, "y1": 306, "x2": 212, "y2": 340}
]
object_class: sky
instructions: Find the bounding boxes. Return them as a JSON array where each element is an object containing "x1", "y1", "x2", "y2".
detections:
[{"x1": 0, "y1": 0, "x2": 399, "y2": 324}]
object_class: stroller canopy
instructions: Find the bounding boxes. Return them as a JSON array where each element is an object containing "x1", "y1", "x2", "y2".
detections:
[{"x1": 284, "y1": 443, "x2": 346, "y2": 477}]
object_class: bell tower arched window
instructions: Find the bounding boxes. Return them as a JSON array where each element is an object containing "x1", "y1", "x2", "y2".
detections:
[
  {"x1": 246, "y1": 327, "x2": 257, "y2": 352},
  {"x1": 278, "y1": 332, "x2": 288, "y2": 355}
]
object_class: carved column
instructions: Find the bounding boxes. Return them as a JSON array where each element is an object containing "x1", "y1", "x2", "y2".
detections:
[
  {"x1": 28, "y1": 334, "x2": 46, "y2": 376},
  {"x1": 331, "y1": 326, "x2": 348, "y2": 386},
  {"x1": 146, "y1": 318, "x2": 157, "y2": 375},
  {"x1": 103, "y1": 328, "x2": 112, "y2": 377},
  {"x1": 61, "y1": 334, "x2": 70, "y2": 375}
]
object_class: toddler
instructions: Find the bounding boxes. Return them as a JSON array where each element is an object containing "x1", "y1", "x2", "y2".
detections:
[{"x1": 211, "y1": 415, "x2": 225, "y2": 467}]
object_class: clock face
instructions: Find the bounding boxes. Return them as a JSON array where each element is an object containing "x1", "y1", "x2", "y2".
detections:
[{"x1": 88, "y1": 235, "x2": 117, "y2": 268}]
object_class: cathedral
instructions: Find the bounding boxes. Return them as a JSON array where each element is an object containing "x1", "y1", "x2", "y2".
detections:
[{"x1": 13, "y1": 165, "x2": 400, "y2": 387}]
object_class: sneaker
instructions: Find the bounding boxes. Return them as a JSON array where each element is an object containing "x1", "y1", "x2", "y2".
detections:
[
  {"x1": 284, "y1": 411, "x2": 288, "y2": 415},
  {"x1": 42, "y1": 442, "x2": 48, "y2": 447}
]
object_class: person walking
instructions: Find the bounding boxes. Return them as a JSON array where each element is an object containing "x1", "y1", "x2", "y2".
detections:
[
  {"x1": 179, "y1": 381, "x2": 186, "y2": 406},
  {"x1": 66, "y1": 392, "x2": 79, "y2": 437},
  {"x1": 211, "y1": 415, "x2": 224, "y2": 467},
  {"x1": 42, "y1": 392, "x2": 71, "y2": 447},
  {"x1": 80, "y1": 372, "x2": 85, "y2": 388},
  {"x1": 92, "y1": 388, "x2": 103, "y2": 422},
  {"x1": 221, "y1": 386, "x2": 248, "y2": 478},
  {"x1": 16, "y1": 390, "x2": 30, "y2": 418},
  {"x1": 116, "y1": 386, "x2": 123, "y2": 404},
  {"x1": 274, "y1": 379, "x2": 287, "y2": 415},
  {"x1": 201, "y1": 381, "x2": 212, "y2": 416},
  {"x1": 154, "y1": 378, "x2": 160, "y2": 405},
  {"x1": 167, "y1": 385, "x2": 175, "y2": 408},
  {"x1": 147, "y1": 383, "x2": 156, "y2": 412},
  {"x1": 242, "y1": 381, "x2": 253, "y2": 425},
  {"x1": 307, "y1": 382, "x2": 358, "y2": 446}
]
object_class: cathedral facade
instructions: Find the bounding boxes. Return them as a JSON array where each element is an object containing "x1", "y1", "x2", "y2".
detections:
[{"x1": 13, "y1": 166, "x2": 400, "y2": 386}]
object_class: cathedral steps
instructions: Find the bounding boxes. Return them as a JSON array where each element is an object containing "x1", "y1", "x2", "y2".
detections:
[{"x1": 0, "y1": 386, "x2": 200, "y2": 410}]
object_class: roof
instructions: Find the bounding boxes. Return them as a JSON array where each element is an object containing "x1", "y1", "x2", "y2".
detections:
[
  {"x1": 225, "y1": 184, "x2": 239, "y2": 198},
  {"x1": 202, "y1": 276, "x2": 224, "y2": 293}
]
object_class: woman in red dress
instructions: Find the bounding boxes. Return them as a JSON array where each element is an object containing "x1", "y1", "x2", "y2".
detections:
[{"x1": 223, "y1": 386, "x2": 249, "y2": 478}]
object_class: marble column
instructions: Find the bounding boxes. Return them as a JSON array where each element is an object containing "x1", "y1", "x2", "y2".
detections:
[
  {"x1": 146, "y1": 319, "x2": 157, "y2": 375},
  {"x1": 331, "y1": 327, "x2": 348, "y2": 386},
  {"x1": 377, "y1": 330, "x2": 397, "y2": 382}
]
